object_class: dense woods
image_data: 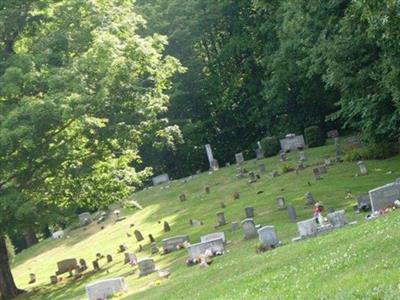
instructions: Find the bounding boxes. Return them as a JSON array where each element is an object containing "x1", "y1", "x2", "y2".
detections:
[{"x1": 1, "y1": 0, "x2": 400, "y2": 298}]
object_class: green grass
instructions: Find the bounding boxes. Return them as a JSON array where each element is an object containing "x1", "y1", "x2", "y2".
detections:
[{"x1": 12, "y1": 139, "x2": 400, "y2": 299}]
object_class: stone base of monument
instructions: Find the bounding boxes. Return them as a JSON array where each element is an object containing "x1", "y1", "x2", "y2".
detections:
[{"x1": 292, "y1": 223, "x2": 333, "y2": 242}]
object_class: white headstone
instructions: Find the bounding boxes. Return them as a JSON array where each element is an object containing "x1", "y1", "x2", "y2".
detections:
[
  {"x1": 79, "y1": 212, "x2": 91, "y2": 225},
  {"x1": 52, "y1": 230, "x2": 64, "y2": 239},
  {"x1": 241, "y1": 218, "x2": 258, "y2": 239},
  {"x1": 205, "y1": 144, "x2": 214, "y2": 169},
  {"x1": 187, "y1": 238, "x2": 224, "y2": 259},
  {"x1": 86, "y1": 277, "x2": 127, "y2": 300},
  {"x1": 369, "y1": 182, "x2": 400, "y2": 212},
  {"x1": 280, "y1": 135, "x2": 305, "y2": 152},
  {"x1": 235, "y1": 152, "x2": 244, "y2": 165},
  {"x1": 138, "y1": 258, "x2": 156, "y2": 276},
  {"x1": 327, "y1": 210, "x2": 347, "y2": 228},
  {"x1": 258, "y1": 226, "x2": 279, "y2": 247},
  {"x1": 161, "y1": 235, "x2": 189, "y2": 252},
  {"x1": 152, "y1": 174, "x2": 170, "y2": 186},
  {"x1": 200, "y1": 232, "x2": 226, "y2": 243},
  {"x1": 297, "y1": 219, "x2": 317, "y2": 237}
]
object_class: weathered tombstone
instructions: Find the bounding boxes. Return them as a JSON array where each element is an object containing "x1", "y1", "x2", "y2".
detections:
[
  {"x1": 259, "y1": 163, "x2": 266, "y2": 174},
  {"x1": 50, "y1": 275, "x2": 58, "y2": 285},
  {"x1": 163, "y1": 221, "x2": 171, "y2": 232},
  {"x1": 324, "y1": 156, "x2": 332, "y2": 166},
  {"x1": 152, "y1": 173, "x2": 170, "y2": 186},
  {"x1": 369, "y1": 181, "x2": 400, "y2": 212},
  {"x1": 258, "y1": 226, "x2": 279, "y2": 248},
  {"x1": 235, "y1": 152, "x2": 245, "y2": 165},
  {"x1": 79, "y1": 212, "x2": 92, "y2": 225},
  {"x1": 327, "y1": 129, "x2": 339, "y2": 138},
  {"x1": 346, "y1": 136, "x2": 362, "y2": 148},
  {"x1": 255, "y1": 148, "x2": 264, "y2": 160},
  {"x1": 233, "y1": 191, "x2": 240, "y2": 200},
  {"x1": 287, "y1": 205, "x2": 297, "y2": 222},
  {"x1": 248, "y1": 172, "x2": 257, "y2": 183},
  {"x1": 299, "y1": 151, "x2": 307, "y2": 162},
  {"x1": 276, "y1": 196, "x2": 286, "y2": 209},
  {"x1": 357, "y1": 161, "x2": 368, "y2": 176},
  {"x1": 297, "y1": 219, "x2": 318, "y2": 238},
  {"x1": 279, "y1": 152, "x2": 287, "y2": 162},
  {"x1": 56, "y1": 258, "x2": 78, "y2": 275},
  {"x1": 319, "y1": 165, "x2": 327, "y2": 174},
  {"x1": 134, "y1": 230, "x2": 144, "y2": 242},
  {"x1": 356, "y1": 193, "x2": 371, "y2": 211},
  {"x1": 205, "y1": 144, "x2": 215, "y2": 170},
  {"x1": 179, "y1": 193, "x2": 187, "y2": 202},
  {"x1": 304, "y1": 192, "x2": 315, "y2": 205},
  {"x1": 29, "y1": 273, "x2": 36, "y2": 284},
  {"x1": 161, "y1": 235, "x2": 190, "y2": 252},
  {"x1": 244, "y1": 206, "x2": 254, "y2": 218},
  {"x1": 241, "y1": 218, "x2": 258, "y2": 239},
  {"x1": 79, "y1": 259, "x2": 87, "y2": 271},
  {"x1": 148, "y1": 234, "x2": 155, "y2": 243},
  {"x1": 85, "y1": 277, "x2": 127, "y2": 300},
  {"x1": 124, "y1": 252, "x2": 137, "y2": 265},
  {"x1": 52, "y1": 230, "x2": 64, "y2": 239},
  {"x1": 327, "y1": 207, "x2": 335, "y2": 214},
  {"x1": 92, "y1": 260, "x2": 100, "y2": 271},
  {"x1": 150, "y1": 242, "x2": 159, "y2": 254},
  {"x1": 204, "y1": 185, "x2": 210, "y2": 194},
  {"x1": 201, "y1": 232, "x2": 226, "y2": 243},
  {"x1": 280, "y1": 135, "x2": 306, "y2": 151},
  {"x1": 231, "y1": 221, "x2": 239, "y2": 231},
  {"x1": 187, "y1": 238, "x2": 224, "y2": 259},
  {"x1": 236, "y1": 167, "x2": 246, "y2": 179},
  {"x1": 217, "y1": 212, "x2": 226, "y2": 226},
  {"x1": 334, "y1": 137, "x2": 342, "y2": 161},
  {"x1": 138, "y1": 258, "x2": 156, "y2": 276},
  {"x1": 106, "y1": 254, "x2": 113, "y2": 263},
  {"x1": 190, "y1": 219, "x2": 203, "y2": 227},
  {"x1": 327, "y1": 210, "x2": 347, "y2": 228},
  {"x1": 313, "y1": 168, "x2": 322, "y2": 180},
  {"x1": 119, "y1": 244, "x2": 127, "y2": 252},
  {"x1": 211, "y1": 159, "x2": 219, "y2": 171}
]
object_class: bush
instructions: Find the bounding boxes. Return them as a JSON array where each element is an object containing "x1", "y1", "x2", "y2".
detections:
[
  {"x1": 260, "y1": 136, "x2": 280, "y2": 157},
  {"x1": 344, "y1": 143, "x2": 397, "y2": 162},
  {"x1": 304, "y1": 126, "x2": 325, "y2": 148}
]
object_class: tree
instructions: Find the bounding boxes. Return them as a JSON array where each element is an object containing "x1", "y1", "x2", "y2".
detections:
[{"x1": 0, "y1": 0, "x2": 182, "y2": 298}]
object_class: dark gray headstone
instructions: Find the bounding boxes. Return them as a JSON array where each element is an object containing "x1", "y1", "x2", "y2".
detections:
[
  {"x1": 287, "y1": 205, "x2": 297, "y2": 222},
  {"x1": 134, "y1": 230, "x2": 144, "y2": 242},
  {"x1": 313, "y1": 168, "x2": 322, "y2": 180},
  {"x1": 241, "y1": 218, "x2": 258, "y2": 239},
  {"x1": 217, "y1": 212, "x2": 226, "y2": 226},
  {"x1": 305, "y1": 192, "x2": 315, "y2": 205},
  {"x1": 245, "y1": 206, "x2": 254, "y2": 218}
]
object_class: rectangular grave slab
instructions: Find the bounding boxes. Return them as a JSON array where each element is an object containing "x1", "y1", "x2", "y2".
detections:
[
  {"x1": 235, "y1": 152, "x2": 244, "y2": 164},
  {"x1": 327, "y1": 210, "x2": 347, "y2": 228},
  {"x1": 187, "y1": 238, "x2": 224, "y2": 259},
  {"x1": 369, "y1": 182, "x2": 400, "y2": 212},
  {"x1": 258, "y1": 226, "x2": 279, "y2": 247},
  {"x1": 56, "y1": 258, "x2": 78, "y2": 275},
  {"x1": 200, "y1": 232, "x2": 226, "y2": 243},
  {"x1": 86, "y1": 277, "x2": 127, "y2": 300},
  {"x1": 297, "y1": 219, "x2": 318, "y2": 238},
  {"x1": 138, "y1": 258, "x2": 156, "y2": 276},
  {"x1": 161, "y1": 235, "x2": 189, "y2": 252},
  {"x1": 280, "y1": 135, "x2": 305, "y2": 152},
  {"x1": 152, "y1": 174, "x2": 170, "y2": 186}
]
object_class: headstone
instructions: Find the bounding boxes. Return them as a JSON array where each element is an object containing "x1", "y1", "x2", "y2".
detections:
[
  {"x1": 255, "y1": 148, "x2": 264, "y2": 160},
  {"x1": 162, "y1": 235, "x2": 190, "y2": 252},
  {"x1": 346, "y1": 136, "x2": 362, "y2": 148},
  {"x1": 356, "y1": 193, "x2": 371, "y2": 211},
  {"x1": 106, "y1": 255, "x2": 113, "y2": 263},
  {"x1": 163, "y1": 221, "x2": 171, "y2": 232},
  {"x1": 280, "y1": 135, "x2": 306, "y2": 151},
  {"x1": 92, "y1": 260, "x2": 100, "y2": 271},
  {"x1": 327, "y1": 207, "x2": 335, "y2": 214},
  {"x1": 187, "y1": 238, "x2": 224, "y2": 259},
  {"x1": 305, "y1": 192, "x2": 315, "y2": 205},
  {"x1": 236, "y1": 167, "x2": 246, "y2": 179},
  {"x1": 334, "y1": 137, "x2": 342, "y2": 161},
  {"x1": 241, "y1": 218, "x2": 258, "y2": 239},
  {"x1": 179, "y1": 193, "x2": 187, "y2": 202},
  {"x1": 270, "y1": 171, "x2": 279, "y2": 178},
  {"x1": 299, "y1": 151, "x2": 307, "y2": 162},
  {"x1": 324, "y1": 156, "x2": 332, "y2": 166},
  {"x1": 52, "y1": 230, "x2": 64, "y2": 239},
  {"x1": 29, "y1": 273, "x2": 36, "y2": 284},
  {"x1": 313, "y1": 168, "x2": 322, "y2": 180},
  {"x1": 258, "y1": 226, "x2": 279, "y2": 248},
  {"x1": 205, "y1": 144, "x2": 215, "y2": 170},
  {"x1": 79, "y1": 212, "x2": 92, "y2": 225},
  {"x1": 369, "y1": 181, "x2": 400, "y2": 212},
  {"x1": 50, "y1": 275, "x2": 58, "y2": 284},
  {"x1": 211, "y1": 159, "x2": 219, "y2": 171},
  {"x1": 279, "y1": 152, "x2": 287, "y2": 162},
  {"x1": 204, "y1": 185, "x2": 210, "y2": 194},
  {"x1": 327, "y1": 210, "x2": 347, "y2": 228},
  {"x1": 276, "y1": 196, "x2": 286, "y2": 209},
  {"x1": 56, "y1": 258, "x2": 78, "y2": 275},
  {"x1": 124, "y1": 252, "x2": 137, "y2": 265},
  {"x1": 119, "y1": 244, "x2": 127, "y2": 252},
  {"x1": 148, "y1": 234, "x2": 155, "y2": 243},
  {"x1": 248, "y1": 172, "x2": 257, "y2": 183},
  {"x1": 150, "y1": 242, "x2": 159, "y2": 254},
  {"x1": 327, "y1": 129, "x2": 339, "y2": 138},
  {"x1": 235, "y1": 152, "x2": 245, "y2": 165},
  {"x1": 85, "y1": 277, "x2": 127, "y2": 300},
  {"x1": 259, "y1": 164, "x2": 266, "y2": 174},
  {"x1": 233, "y1": 192, "x2": 240, "y2": 200},
  {"x1": 134, "y1": 230, "x2": 144, "y2": 242},
  {"x1": 287, "y1": 205, "x2": 297, "y2": 222},
  {"x1": 138, "y1": 258, "x2": 156, "y2": 276},
  {"x1": 190, "y1": 219, "x2": 203, "y2": 227},
  {"x1": 79, "y1": 259, "x2": 87, "y2": 271},
  {"x1": 297, "y1": 218, "x2": 318, "y2": 237},
  {"x1": 217, "y1": 212, "x2": 226, "y2": 226},
  {"x1": 231, "y1": 222, "x2": 239, "y2": 231},
  {"x1": 357, "y1": 161, "x2": 368, "y2": 176},
  {"x1": 152, "y1": 173, "x2": 170, "y2": 186},
  {"x1": 245, "y1": 206, "x2": 254, "y2": 218},
  {"x1": 201, "y1": 232, "x2": 226, "y2": 243}
]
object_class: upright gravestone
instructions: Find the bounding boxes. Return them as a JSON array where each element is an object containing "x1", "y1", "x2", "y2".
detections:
[
  {"x1": 162, "y1": 235, "x2": 189, "y2": 252},
  {"x1": 124, "y1": 252, "x2": 137, "y2": 265},
  {"x1": 163, "y1": 221, "x2": 171, "y2": 232},
  {"x1": 134, "y1": 230, "x2": 144, "y2": 242},
  {"x1": 280, "y1": 135, "x2": 306, "y2": 151},
  {"x1": 79, "y1": 212, "x2": 92, "y2": 225},
  {"x1": 324, "y1": 156, "x2": 332, "y2": 166},
  {"x1": 211, "y1": 159, "x2": 219, "y2": 171},
  {"x1": 259, "y1": 163, "x2": 266, "y2": 174},
  {"x1": 231, "y1": 221, "x2": 239, "y2": 231},
  {"x1": 150, "y1": 242, "x2": 159, "y2": 254},
  {"x1": 235, "y1": 152, "x2": 245, "y2": 165},
  {"x1": 297, "y1": 219, "x2": 318, "y2": 238},
  {"x1": 276, "y1": 196, "x2": 286, "y2": 209},
  {"x1": 79, "y1": 259, "x2": 87, "y2": 271},
  {"x1": 255, "y1": 148, "x2": 264, "y2": 160},
  {"x1": 233, "y1": 191, "x2": 240, "y2": 200},
  {"x1": 346, "y1": 136, "x2": 362, "y2": 148},
  {"x1": 287, "y1": 205, "x2": 297, "y2": 222},
  {"x1": 86, "y1": 277, "x2": 127, "y2": 300},
  {"x1": 138, "y1": 258, "x2": 156, "y2": 276},
  {"x1": 369, "y1": 181, "x2": 400, "y2": 212},
  {"x1": 334, "y1": 137, "x2": 342, "y2": 161},
  {"x1": 152, "y1": 174, "x2": 170, "y2": 186},
  {"x1": 357, "y1": 161, "x2": 368, "y2": 176},
  {"x1": 148, "y1": 234, "x2": 155, "y2": 243},
  {"x1": 241, "y1": 218, "x2": 258, "y2": 239},
  {"x1": 279, "y1": 152, "x2": 287, "y2": 162},
  {"x1": 187, "y1": 238, "x2": 225, "y2": 259},
  {"x1": 258, "y1": 226, "x2": 279, "y2": 248},
  {"x1": 313, "y1": 168, "x2": 322, "y2": 180},
  {"x1": 179, "y1": 193, "x2": 187, "y2": 202},
  {"x1": 248, "y1": 172, "x2": 257, "y2": 183},
  {"x1": 305, "y1": 192, "x2": 315, "y2": 205},
  {"x1": 50, "y1": 275, "x2": 58, "y2": 284},
  {"x1": 327, "y1": 210, "x2": 347, "y2": 228},
  {"x1": 245, "y1": 206, "x2": 254, "y2": 218},
  {"x1": 205, "y1": 144, "x2": 218, "y2": 171},
  {"x1": 92, "y1": 260, "x2": 100, "y2": 271},
  {"x1": 201, "y1": 232, "x2": 226, "y2": 243},
  {"x1": 56, "y1": 258, "x2": 78, "y2": 275},
  {"x1": 106, "y1": 255, "x2": 113, "y2": 263},
  {"x1": 299, "y1": 151, "x2": 307, "y2": 162},
  {"x1": 217, "y1": 212, "x2": 226, "y2": 226}
]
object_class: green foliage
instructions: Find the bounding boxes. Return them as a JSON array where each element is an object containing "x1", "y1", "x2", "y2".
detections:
[
  {"x1": 281, "y1": 163, "x2": 295, "y2": 174},
  {"x1": 260, "y1": 136, "x2": 280, "y2": 157},
  {"x1": 304, "y1": 126, "x2": 325, "y2": 148},
  {"x1": 344, "y1": 143, "x2": 398, "y2": 162}
]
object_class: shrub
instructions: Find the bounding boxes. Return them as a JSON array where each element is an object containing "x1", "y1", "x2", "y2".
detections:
[
  {"x1": 260, "y1": 136, "x2": 280, "y2": 157},
  {"x1": 304, "y1": 126, "x2": 325, "y2": 148},
  {"x1": 344, "y1": 143, "x2": 397, "y2": 162}
]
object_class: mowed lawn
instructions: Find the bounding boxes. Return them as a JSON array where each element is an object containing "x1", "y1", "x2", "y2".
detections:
[{"x1": 13, "y1": 140, "x2": 400, "y2": 299}]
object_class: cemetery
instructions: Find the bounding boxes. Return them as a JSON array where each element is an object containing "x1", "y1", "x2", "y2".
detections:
[{"x1": 6, "y1": 139, "x2": 400, "y2": 300}]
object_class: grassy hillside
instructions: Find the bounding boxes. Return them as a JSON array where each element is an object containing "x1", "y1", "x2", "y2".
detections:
[{"x1": 13, "y1": 139, "x2": 400, "y2": 299}]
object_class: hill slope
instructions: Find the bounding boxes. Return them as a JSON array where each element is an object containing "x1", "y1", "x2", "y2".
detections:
[{"x1": 13, "y1": 140, "x2": 400, "y2": 299}]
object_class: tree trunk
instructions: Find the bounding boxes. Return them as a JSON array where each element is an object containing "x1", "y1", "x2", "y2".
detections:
[
  {"x1": 23, "y1": 229, "x2": 38, "y2": 248},
  {"x1": 0, "y1": 235, "x2": 24, "y2": 300}
]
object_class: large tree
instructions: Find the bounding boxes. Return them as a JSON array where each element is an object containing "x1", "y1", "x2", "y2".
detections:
[{"x1": 0, "y1": 0, "x2": 182, "y2": 298}]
